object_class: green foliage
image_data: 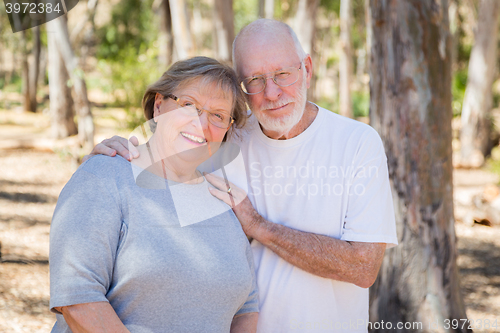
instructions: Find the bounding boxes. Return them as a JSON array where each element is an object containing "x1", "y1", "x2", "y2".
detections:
[
  {"x1": 352, "y1": 90, "x2": 369, "y2": 118},
  {"x1": 98, "y1": 44, "x2": 162, "y2": 130},
  {"x1": 452, "y1": 69, "x2": 468, "y2": 117},
  {"x1": 316, "y1": 97, "x2": 339, "y2": 114},
  {"x1": 317, "y1": 91, "x2": 369, "y2": 118},
  {"x1": 486, "y1": 146, "x2": 500, "y2": 181},
  {"x1": 95, "y1": 0, "x2": 156, "y2": 61},
  {"x1": 234, "y1": 0, "x2": 258, "y2": 33},
  {"x1": 0, "y1": 72, "x2": 22, "y2": 93},
  {"x1": 320, "y1": 0, "x2": 340, "y2": 14},
  {"x1": 92, "y1": 0, "x2": 160, "y2": 130}
]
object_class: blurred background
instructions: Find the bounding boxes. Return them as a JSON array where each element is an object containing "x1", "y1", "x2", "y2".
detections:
[{"x1": 0, "y1": 0, "x2": 499, "y2": 331}]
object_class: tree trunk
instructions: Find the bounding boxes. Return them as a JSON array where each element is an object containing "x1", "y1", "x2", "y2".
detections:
[
  {"x1": 369, "y1": 0, "x2": 470, "y2": 331},
  {"x1": 213, "y1": 0, "x2": 234, "y2": 62},
  {"x1": 29, "y1": 26, "x2": 41, "y2": 113},
  {"x1": 48, "y1": 28, "x2": 77, "y2": 138},
  {"x1": 258, "y1": 0, "x2": 274, "y2": 19},
  {"x1": 48, "y1": 16, "x2": 94, "y2": 150},
  {"x1": 21, "y1": 30, "x2": 31, "y2": 112},
  {"x1": 365, "y1": 0, "x2": 372, "y2": 75},
  {"x1": 169, "y1": 0, "x2": 194, "y2": 60},
  {"x1": 294, "y1": 0, "x2": 319, "y2": 100},
  {"x1": 159, "y1": 0, "x2": 174, "y2": 67},
  {"x1": 459, "y1": 0, "x2": 500, "y2": 168},
  {"x1": 339, "y1": 0, "x2": 353, "y2": 118}
]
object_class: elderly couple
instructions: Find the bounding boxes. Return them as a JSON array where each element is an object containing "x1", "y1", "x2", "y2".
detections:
[{"x1": 49, "y1": 19, "x2": 397, "y2": 333}]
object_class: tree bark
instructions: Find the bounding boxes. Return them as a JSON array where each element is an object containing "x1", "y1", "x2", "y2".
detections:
[
  {"x1": 169, "y1": 0, "x2": 194, "y2": 60},
  {"x1": 48, "y1": 27, "x2": 77, "y2": 138},
  {"x1": 213, "y1": 0, "x2": 234, "y2": 62},
  {"x1": 339, "y1": 0, "x2": 353, "y2": 118},
  {"x1": 369, "y1": 0, "x2": 470, "y2": 331},
  {"x1": 459, "y1": 0, "x2": 500, "y2": 167},
  {"x1": 21, "y1": 30, "x2": 31, "y2": 112},
  {"x1": 258, "y1": 0, "x2": 274, "y2": 19},
  {"x1": 159, "y1": 0, "x2": 174, "y2": 66},
  {"x1": 29, "y1": 26, "x2": 41, "y2": 113},
  {"x1": 365, "y1": 0, "x2": 372, "y2": 75},
  {"x1": 294, "y1": 0, "x2": 319, "y2": 100},
  {"x1": 48, "y1": 16, "x2": 94, "y2": 150}
]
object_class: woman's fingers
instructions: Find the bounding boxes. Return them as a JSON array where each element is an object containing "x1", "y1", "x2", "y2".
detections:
[
  {"x1": 208, "y1": 187, "x2": 234, "y2": 208},
  {"x1": 204, "y1": 172, "x2": 233, "y2": 190},
  {"x1": 205, "y1": 173, "x2": 246, "y2": 207}
]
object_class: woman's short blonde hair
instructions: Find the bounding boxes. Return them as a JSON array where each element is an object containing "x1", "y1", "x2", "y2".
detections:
[{"x1": 142, "y1": 56, "x2": 248, "y2": 140}]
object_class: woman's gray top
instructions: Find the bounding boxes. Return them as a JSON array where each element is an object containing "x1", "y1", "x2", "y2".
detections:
[{"x1": 49, "y1": 155, "x2": 258, "y2": 333}]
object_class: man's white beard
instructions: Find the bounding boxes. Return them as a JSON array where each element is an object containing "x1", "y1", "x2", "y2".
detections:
[{"x1": 250, "y1": 78, "x2": 307, "y2": 135}]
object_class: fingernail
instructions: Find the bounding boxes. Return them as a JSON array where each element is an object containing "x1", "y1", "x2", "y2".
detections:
[
  {"x1": 125, "y1": 154, "x2": 131, "y2": 160},
  {"x1": 132, "y1": 152, "x2": 139, "y2": 158}
]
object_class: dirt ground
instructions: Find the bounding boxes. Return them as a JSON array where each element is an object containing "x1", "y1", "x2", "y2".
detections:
[{"x1": 0, "y1": 109, "x2": 499, "y2": 332}]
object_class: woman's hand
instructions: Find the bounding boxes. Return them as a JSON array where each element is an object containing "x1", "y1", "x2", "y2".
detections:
[
  {"x1": 205, "y1": 173, "x2": 265, "y2": 238},
  {"x1": 82, "y1": 136, "x2": 140, "y2": 163}
]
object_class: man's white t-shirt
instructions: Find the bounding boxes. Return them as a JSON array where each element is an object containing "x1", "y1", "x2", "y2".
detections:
[{"x1": 203, "y1": 106, "x2": 398, "y2": 333}]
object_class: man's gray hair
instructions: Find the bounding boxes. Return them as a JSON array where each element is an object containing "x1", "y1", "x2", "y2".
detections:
[{"x1": 232, "y1": 19, "x2": 307, "y2": 76}]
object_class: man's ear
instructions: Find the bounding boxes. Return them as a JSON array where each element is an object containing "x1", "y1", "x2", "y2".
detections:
[{"x1": 303, "y1": 54, "x2": 313, "y2": 89}]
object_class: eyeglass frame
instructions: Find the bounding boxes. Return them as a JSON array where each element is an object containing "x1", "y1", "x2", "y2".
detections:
[
  {"x1": 240, "y1": 62, "x2": 303, "y2": 95},
  {"x1": 164, "y1": 94, "x2": 235, "y2": 130}
]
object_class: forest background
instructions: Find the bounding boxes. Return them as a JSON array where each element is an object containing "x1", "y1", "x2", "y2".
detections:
[{"x1": 1, "y1": 0, "x2": 500, "y2": 332}]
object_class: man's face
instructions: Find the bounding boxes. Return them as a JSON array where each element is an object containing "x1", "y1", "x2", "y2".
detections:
[{"x1": 236, "y1": 36, "x2": 311, "y2": 138}]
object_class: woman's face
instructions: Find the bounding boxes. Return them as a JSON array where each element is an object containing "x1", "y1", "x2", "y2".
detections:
[{"x1": 152, "y1": 79, "x2": 233, "y2": 166}]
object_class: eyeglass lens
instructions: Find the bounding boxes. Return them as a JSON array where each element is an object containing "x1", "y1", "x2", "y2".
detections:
[
  {"x1": 175, "y1": 96, "x2": 232, "y2": 129},
  {"x1": 241, "y1": 66, "x2": 301, "y2": 94}
]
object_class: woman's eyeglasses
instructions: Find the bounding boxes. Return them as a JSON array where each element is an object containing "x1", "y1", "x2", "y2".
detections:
[{"x1": 166, "y1": 94, "x2": 234, "y2": 130}]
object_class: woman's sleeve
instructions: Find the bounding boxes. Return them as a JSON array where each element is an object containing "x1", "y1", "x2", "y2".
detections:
[
  {"x1": 49, "y1": 169, "x2": 123, "y2": 314},
  {"x1": 235, "y1": 241, "x2": 259, "y2": 316}
]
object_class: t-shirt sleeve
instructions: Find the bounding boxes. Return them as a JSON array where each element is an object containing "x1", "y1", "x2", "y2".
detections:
[
  {"x1": 49, "y1": 169, "x2": 124, "y2": 313},
  {"x1": 341, "y1": 127, "x2": 398, "y2": 248},
  {"x1": 235, "y1": 240, "x2": 259, "y2": 316}
]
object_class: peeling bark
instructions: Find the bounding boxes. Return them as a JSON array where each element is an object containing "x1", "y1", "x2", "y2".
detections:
[
  {"x1": 48, "y1": 28, "x2": 77, "y2": 139},
  {"x1": 459, "y1": 0, "x2": 500, "y2": 167},
  {"x1": 258, "y1": 0, "x2": 274, "y2": 19},
  {"x1": 368, "y1": 0, "x2": 469, "y2": 331},
  {"x1": 294, "y1": 0, "x2": 319, "y2": 100},
  {"x1": 159, "y1": 0, "x2": 174, "y2": 66},
  {"x1": 29, "y1": 26, "x2": 41, "y2": 113},
  {"x1": 169, "y1": 0, "x2": 194, "y2": 60},
  {"x1": 339, "y1": 0, "x2": 353, "y2": 118},
  {"x1": 213, "y1": 0, "x2": 234, "y2": 62},
  {"x1": 47, "y1": 16, "x2": 94, "y2": 150}
]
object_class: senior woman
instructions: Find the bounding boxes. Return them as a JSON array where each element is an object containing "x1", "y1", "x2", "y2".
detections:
[{"x1": 49, "y1": 57, "x2": 258, "y2": 333}]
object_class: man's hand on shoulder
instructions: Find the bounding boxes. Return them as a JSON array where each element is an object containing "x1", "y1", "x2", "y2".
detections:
[{"x1": 82, "y1": 136, "x2": 140, "y2": 163}]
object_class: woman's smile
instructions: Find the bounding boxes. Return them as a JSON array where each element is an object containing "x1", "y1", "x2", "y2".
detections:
[{"x1": 180, "y1": 131, "x2": 207, "y2": 145}]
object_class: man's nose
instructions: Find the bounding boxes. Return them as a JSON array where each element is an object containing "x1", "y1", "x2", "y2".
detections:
[{"x1": 263, "y1": 77, "x2": 282, "y2": 100}]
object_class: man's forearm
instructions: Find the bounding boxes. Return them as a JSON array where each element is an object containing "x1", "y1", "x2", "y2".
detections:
[
  {"x1": 56, "y1": 301, "x2": 130, "y2": 333},
  {"x1": 251, "y1": 218, "x2": 386, "y2": 288}
]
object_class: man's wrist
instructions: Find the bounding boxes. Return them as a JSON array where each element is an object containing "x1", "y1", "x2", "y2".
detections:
[{"x1": 247, "y1": 215, "x2": 273, "y2": 245}]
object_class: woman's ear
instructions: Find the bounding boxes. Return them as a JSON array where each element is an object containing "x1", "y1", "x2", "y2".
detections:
[{"x1": 153, "y1": 93, "x2": 163, "y2": 121}]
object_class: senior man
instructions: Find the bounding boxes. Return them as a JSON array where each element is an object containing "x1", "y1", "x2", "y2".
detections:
[{"x1": 87, "y1": 19, "x2": 397, "y2": 333}]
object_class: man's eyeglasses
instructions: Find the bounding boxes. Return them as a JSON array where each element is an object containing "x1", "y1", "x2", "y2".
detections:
[
  {"x1": 240, "y1": 63, "x2": 302, "y2": 95},
  {"x1": 166, "y1": 94, "x2": 234, "y2": 130}
]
